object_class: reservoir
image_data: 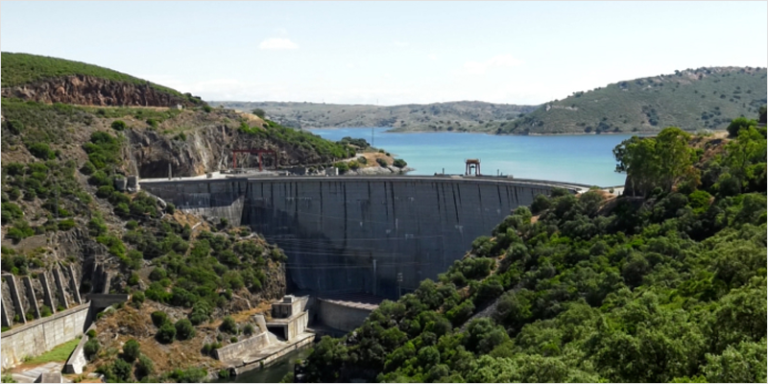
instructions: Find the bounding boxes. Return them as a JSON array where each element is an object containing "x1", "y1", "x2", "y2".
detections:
[{"x1": 308, "y1": 127, "x2": 632, "y2": 187}]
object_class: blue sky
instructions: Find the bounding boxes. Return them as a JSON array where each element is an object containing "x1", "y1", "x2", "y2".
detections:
[{"x1": 2, "y1": 1, "x2": 766, "y2": 105}]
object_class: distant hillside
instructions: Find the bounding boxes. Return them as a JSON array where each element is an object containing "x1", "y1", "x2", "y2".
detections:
[
  {"x1": 493, "y1": 66, "x2": 767, "y2": 135},
  {"x1": 1, "y1": 52, "x2": 205, "y2": 107},
  {"x1": 209, "y1": 101, "x2": 539, "y2": 132}
]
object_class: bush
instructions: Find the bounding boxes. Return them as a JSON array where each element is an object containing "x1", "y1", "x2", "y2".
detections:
[
  {"x1": 79, "y1": 161, "x2": 96, "y2": 175},
  {"x1": 111, "y1": 120, "x2": 126, "y2": 131},
  {"x1": 393, "y1": 159, "x2": 407, "y2": 168},
  {"x1": 57, "y1": 219, "x2": 76, "y2": 231},
  {"x1": 40, "y1": 305, "x2": 52, "y2": 317},
  {"x1": 122, "y1": 339, "x2": 141, "y2": 362},
  {"x1": 220, "y1": 316, "x2": 237, "y2": 333},
  {"x1": 136, "y1": 354, "x2": 155, "y2": 379},
  {"x1": 243, "y1": 323, "x2": 255, "y2": 336},
  {"x1": 175, "y1": 319, "x2": 196, "y2": 340},
  {"x1": 112, "y1": 358, "x2": 132, "y2": 382},
  {"x1": 252, "y1": 108, "x2": 266, "y2": 118},
  {"x1": 156, "y1": 322, "x2": 176, "y2": 343},
  {"x1": 376, "y1": 158, "x2": 388, "y2": 167},
  {"x1": 84, "y1": 338, "x2": 100, "y2": 360},
  {"x1": 28, "y1": 143, "x2": 55, "y2": 159},
  {"x1": 128, "y1": 272, "x2": 140, "y2": 285},
  {"x1": 358, "y1": 156, "x2": 368, "y2": 165},
  {"x1": 334, "y1": 162, "x2": 350, "y2": 173},
  {"x1": 203, "y1": 105, "x2": 213, "y2": 113},
  {"x1": 165, "y1": 202, "x2": 176, "y2": 214},
  {"x1": 131, "y1": 291, "x2": 145, "y2": 307},
  {"x1": 87, "y1": 329, "x2": 97, "y2": 339},
  {"x1": 149, "y1": 267, "x2": 167, "y2": 281},
  {"x1": 151, "y1": 311, "x2": 169, "y2": 327}
]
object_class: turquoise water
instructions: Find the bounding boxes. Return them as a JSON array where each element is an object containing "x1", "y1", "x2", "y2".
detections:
[{"x1": 308, "y1": 128, "x2": 632, "y2": 187}]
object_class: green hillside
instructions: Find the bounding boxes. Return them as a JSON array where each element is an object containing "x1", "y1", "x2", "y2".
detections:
[
  {"x1": 1, "y1": 52, "x2": 197, "y2": 102},
  {"x1": 298, "y1": 123, "x2": 767, "y2": 383},
  {"x1": 210, "y1": 101, "x2": 538, "y2": 132},
  {"x1": 493, "y1": 67, "x2": 767, "y2": 135}
]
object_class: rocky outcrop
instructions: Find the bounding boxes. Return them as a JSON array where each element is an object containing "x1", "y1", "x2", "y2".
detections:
[
  {"x1": 127, "y1": 125, "x2": 337, "y2": 178},
  {"x1": 1, "y1": 75, "x2": 193, "y2": 107}
]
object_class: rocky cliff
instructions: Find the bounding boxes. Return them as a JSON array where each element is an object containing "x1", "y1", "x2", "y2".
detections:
[{"x1": 1, "y1": 75, "x2": 195, "y2": 107}]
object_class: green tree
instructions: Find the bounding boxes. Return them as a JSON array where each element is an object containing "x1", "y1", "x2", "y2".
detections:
[
  {"x1": 726, "y1": 117, "x2": 756, "y2": 138},
  {"x1": 122, "y1": 339, "x2": 140, "y2": 362}
]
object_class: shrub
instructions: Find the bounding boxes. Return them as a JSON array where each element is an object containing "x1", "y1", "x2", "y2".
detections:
[
  {"x1": 28, "y1": 143, "x2": 55, "y2": 159},
  {"x1": 156, "y1": 322, "x2": 176, "y2": 343},
  {"x1": 357, "y1": 156, "x2": 368, "y2": 165},
  {"x1": 6, "y1": 119, "x2": 24, "y2": 134},
  {"x1": 84, "y1": 338, "x2": 100, "y2": 360},
  {"x1": 393, "y1": 159, "x2": 407, "y2": 168},
  {"x1": 165, "y1": 202, "x2": 175, "y2": 214},
  {"x1": 79, "y1": 161, "x2": 96, "y2": 175},
  {"x1": 252, "y1": 108, "x2": 266, "y2": 118},
  {"x1": 203, "y1": 105, "x2": 213, "y2": 113},
  {"x1": 220, "y1": 316, "x2": 237, "y2": 333},
  {"x1": 111, "y1": 120, "x2": 126, "y2": 131},
  {"x1": 40, "y1": 305, "x2": 52, "y2": 317},
  {"x1": 376, "y1": 158, "x2": 388, "y2": 167},
  {"x1": 122, "y1": 339, "x2": 141, "y2": 362},
  {"x1": 86, "y1": 329, "x2": 97, "y2": 339},
  {"x1": 243, "y1": 323, "x2": 255, "y2": 336},
  {"x1": 112, "y1": 358, "x2": 132, "y2": 382},
  {"x1": 57, "y1": 219, "x2": 76, "y2": 231},
  {"x1": 334, "y1": 162, "x2": 350, "y2": 173},
  {"x1": 230, "y1": 336, "x2": 238, "y2": 343},
  {"x1": 149, "y1": 267, "x2": 167, "y2": 281},
  {"x1": 128, "y1": 272, "x2": 140, "y2": 285},
  {"x1": 151, "y1": 311, "x2": 169, "y2": 327},
  {"x1": 131, "y1": 291, "x2": 145, "y2": 307},
  {"x1": 175, "y1": 319, "x2": 196, "y2": 340},
  {"x1": 136, "y1": 354, "x2": 155, "y2": 379}
]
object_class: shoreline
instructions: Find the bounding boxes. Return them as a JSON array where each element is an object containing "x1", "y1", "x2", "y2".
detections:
[{"x1": 305, "y1": 126, "x2": 705, "y2": 137}]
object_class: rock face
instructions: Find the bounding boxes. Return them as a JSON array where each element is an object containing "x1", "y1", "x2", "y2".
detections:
[
  {"x1": 1, "y1": 75, "x2": 193, "y2": 107},
  {"x1": 127, "y1": 125, "x2": 335, "y2": 178}
]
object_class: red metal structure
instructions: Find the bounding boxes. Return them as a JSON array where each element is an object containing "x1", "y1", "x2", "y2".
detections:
[
  {"x1": 465, "y1": 159, "x2": 481, "y2": 176},
  {"x1": 232, "y1": 149, "x2": 278, "y2": 171}
]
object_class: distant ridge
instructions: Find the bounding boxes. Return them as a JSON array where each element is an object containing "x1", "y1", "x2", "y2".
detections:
[{"x1": 493, "y1": 66, "x2": 767, "y2": 135}]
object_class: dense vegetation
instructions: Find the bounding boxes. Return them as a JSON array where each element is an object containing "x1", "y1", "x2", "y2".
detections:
[
  {"x1": 238, "y1": 119, "x2": 355, "y2": 160},
  {"x1": 211, "y1": 100, "x2": 537, "y2": 133},
  {"x1": 299, "y1": 119, "x2": 767, "y2": 382},
  {"x1": 494, "y1": 67, "x2": 767, "y2": 135},
  {"x1": 1, "y1": 52, "x2": 204, "y2": 105}
]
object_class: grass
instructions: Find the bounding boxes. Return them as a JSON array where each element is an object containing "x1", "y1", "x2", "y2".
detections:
[
  {"x1": 494, "y1": 67, "x2": 767, "y2": 135},
  {"x1": 23, "y1": 338, "x2": 81, "y2": 365},
  {"x1": 1, "y1": 52, "x2": 182, "y2": 96}
]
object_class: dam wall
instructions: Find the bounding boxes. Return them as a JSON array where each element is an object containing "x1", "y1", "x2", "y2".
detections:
[{"x1": 142, "y1": 176, "x2": 567, "y2": 300}]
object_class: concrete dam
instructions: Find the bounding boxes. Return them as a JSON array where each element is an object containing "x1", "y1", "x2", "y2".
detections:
[{"x1": 142, "y1": 176, "x2": 583, "y2": 300}]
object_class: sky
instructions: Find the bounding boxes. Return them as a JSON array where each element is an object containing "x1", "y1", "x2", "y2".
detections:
[{"x1": 1, "y1": 1, "x2": 766, "y2": 105}]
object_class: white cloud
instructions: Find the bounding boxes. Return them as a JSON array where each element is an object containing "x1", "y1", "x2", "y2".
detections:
[
  {"x1": 392, "y1": 41, "x2": 409, "y2": 47},
  {"x1": 427, "y1": 54, "x2": 438, "y2": 60},
  {"x1": 259, "y1": 38, "x2": 298, "y2": 50},
  {"x1": 460, "y1": 54, "x2": 523, "y2": 75}
]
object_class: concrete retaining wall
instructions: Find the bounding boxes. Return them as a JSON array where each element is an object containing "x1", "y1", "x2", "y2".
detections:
[
  {"x1": 318, "y1": 299, "x2": 373, "y2": 333},
  {"x1": 142, "y1": 176, "x2": 561, "y2": 299},
  {"x1": 214, "y1": 332, "x2": 270, "y2": 363},
  {"x1": 1, "y1": 303, "x2": 91, "y2": 369}
]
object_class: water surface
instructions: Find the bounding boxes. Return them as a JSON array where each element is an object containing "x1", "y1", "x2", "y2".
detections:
[{"x1": 308, "y1": 128, "x2": 631, "y2": 186}]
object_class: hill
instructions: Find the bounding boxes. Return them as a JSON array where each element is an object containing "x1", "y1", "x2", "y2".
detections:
[
  {"x1": 209, "y1": 101, "x2": 539, "y2": 133},
  {"x1": 298, "y1": 122, "x2": 767, "y2": 383},
  {"x1": 1, "y1": 52, "x2": 205, "y2": 107},
  {"x1": 494, "y1": 66, "x2": 767, "y2": 135},
  {"x1": 0, "y1": 54, "x2": 380, "y2": 381}
]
